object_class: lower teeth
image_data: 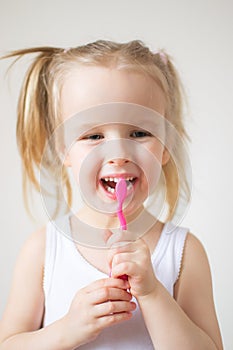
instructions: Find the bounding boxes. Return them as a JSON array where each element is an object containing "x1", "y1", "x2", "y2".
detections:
[
  {"x1": 103, "y1": 179, "x2": 135, "y2": 194},
  {"x1": 107, "y1": 186, "x2": 115, "y2": 193},
  {"x1": 106, "y1": 181, "x2": 132, "y2": 194}
]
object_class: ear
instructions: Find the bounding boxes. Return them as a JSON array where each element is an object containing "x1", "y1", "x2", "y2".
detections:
[
  {"x1": 162, "y1": 148, "x2": 170, "y2": 165},
  {"x1": 59, "y1": 146, "x2": 72, "y2": 167},
  {"x1": 63, "y1": 153, "x2": 72, "y2": 167},
  {"x1": 55, "y1": 138, "x2": 72, "y2": 167}
]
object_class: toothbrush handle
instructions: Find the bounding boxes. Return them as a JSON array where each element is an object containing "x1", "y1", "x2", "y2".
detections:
[
  {"x1": 109, "y1": 205, "x2": 128, "y2": 281},
  {"x1": 117, "y1": 210, "x2": 127, "y2": 230},
  {"x1": 117, "y1": 210, "x2": 128, "y2": 280}
]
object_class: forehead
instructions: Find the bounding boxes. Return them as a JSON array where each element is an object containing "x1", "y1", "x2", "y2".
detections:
[{"x1": 60, "y1": 66, "x2": 166, "y2": 120}]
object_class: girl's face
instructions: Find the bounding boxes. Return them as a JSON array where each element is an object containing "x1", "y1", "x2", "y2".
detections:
[{"x1": 60, "y1": 66, "x2": 169, "y2": 217}]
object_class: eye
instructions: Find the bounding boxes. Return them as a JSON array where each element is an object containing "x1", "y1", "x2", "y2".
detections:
[
  {"x1": 130, "y1": 130, "x2": 152, "y2": 138},
  {"x1": 83, "y1": 134, "x2": 104, "y2": 140}
]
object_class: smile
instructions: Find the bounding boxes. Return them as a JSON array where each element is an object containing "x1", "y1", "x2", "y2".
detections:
[{"x1": 100, "y1": 176, "x2": 137, "y2": 194}]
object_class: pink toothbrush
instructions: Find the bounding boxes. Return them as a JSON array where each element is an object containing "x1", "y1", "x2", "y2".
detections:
[
  {"x1": 115, "y1": 178, "x2": 128, "y2": 280},
  {"x1": 115, "y1": 178, "x2": 127, "y2": 230}
]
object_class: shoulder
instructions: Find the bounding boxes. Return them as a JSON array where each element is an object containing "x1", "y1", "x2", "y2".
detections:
[
  {"x1": 183, "y1": 232, "x2": 210, "y2": 271},
  {"x1": 7, "y1": 225, "x2": 48, "y2": 308},
  {"x1": 19, "y1": 226, "x2": 47, "y2": 266},
  {"x1": 174, "y1": 231, "x2": 213, "y2": 300},
  {"x1": 0, "y1": 226, "x2": 48, "y2": 341},
  {"x1": 26, "y1": 225, "x2": 47, "y2": 247},
  {"x1": 11, "y1": 225, "x2": 48, "y2": 284}
]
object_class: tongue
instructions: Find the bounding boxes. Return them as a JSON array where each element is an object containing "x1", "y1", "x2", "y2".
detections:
[
  {"x1": 101, "y1": 179, "x2": 116, "y2": 189},
  {"x1": 107, "y1": 181, "x2": 116, "y2": 189}
]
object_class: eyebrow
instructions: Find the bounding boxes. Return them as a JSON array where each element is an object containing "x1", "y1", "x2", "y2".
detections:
[
  {"x1": 78, "y1": 123, "x2": 100, "y2": 129},
  {"x1": 71, "y1": 122, "x2": 129, "y2": 133}
]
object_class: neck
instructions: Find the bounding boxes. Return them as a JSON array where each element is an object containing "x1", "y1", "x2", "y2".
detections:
[
  {"x1": 76, "y1": 205, "x2": 145, "y2": 229},
  {"x1": 70, "y1": 205, "x2": 162, "y2": 248}
]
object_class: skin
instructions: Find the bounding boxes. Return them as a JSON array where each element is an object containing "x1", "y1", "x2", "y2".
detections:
[{"x1": 0, "y1": 66, "x2": 223, "y2": 349}]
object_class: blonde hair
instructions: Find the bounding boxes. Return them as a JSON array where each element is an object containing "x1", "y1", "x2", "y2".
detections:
[{"x1": 2, "y1": 40, "x2": 190, "y2": 220}]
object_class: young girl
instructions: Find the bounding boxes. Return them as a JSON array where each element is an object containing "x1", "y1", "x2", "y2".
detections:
[{"x1": 0, "y1": 40, "x2": 223, "y2": 349}]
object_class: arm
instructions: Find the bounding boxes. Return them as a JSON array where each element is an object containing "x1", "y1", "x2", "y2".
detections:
[
  {"x1": 0, "y1": 229, "x2": 135, "y2": 349},
  {"x1": 0, "y1": 228, "x2": 64, "y2": 349},
  {"x1": 110, "y1": 234, "x2": 223, "y2": 350}
]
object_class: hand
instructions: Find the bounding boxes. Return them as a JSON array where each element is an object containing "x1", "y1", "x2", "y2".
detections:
[
  {"x1": 108, "y1": 238, "x2": 157, "y2": 298},
  {"x1": 61, "y1": 278, "x2": 136, "y2": 348}
]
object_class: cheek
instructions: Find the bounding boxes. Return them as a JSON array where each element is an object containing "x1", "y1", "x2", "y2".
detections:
[
  {"x1": 68, "y1": 145, "x2": 90, "y2": 179},
  {"x1": 134, "y1": 142, "x2": 163, "y2": 194},
  {"x1": 68, "y1": 144, "x2": 103, "y2": 190},
  {"x1": 146, "y1": 139, "x2": 164, "y2": 163}
]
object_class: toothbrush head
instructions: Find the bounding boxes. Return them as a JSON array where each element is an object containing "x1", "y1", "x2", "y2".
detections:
[{"x1": 115, "y1": 178, "x2": 127, "y2": 210}]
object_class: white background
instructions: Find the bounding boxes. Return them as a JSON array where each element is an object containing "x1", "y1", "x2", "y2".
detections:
[{"x1": 0, "y1": 0, "x2": 232, "y2": 348}]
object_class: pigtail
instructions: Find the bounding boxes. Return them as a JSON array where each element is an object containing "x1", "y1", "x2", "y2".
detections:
[
  {"x1": 154, "y1": 52, "x2": 191, "y2": 220},
  {"x1": 2, "y1": 47, "x2": 72, "y2": 216}
]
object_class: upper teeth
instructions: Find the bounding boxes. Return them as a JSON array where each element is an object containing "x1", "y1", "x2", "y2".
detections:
[{"x1": 103, "y1": 177, "x2": 134, "y2": 182}]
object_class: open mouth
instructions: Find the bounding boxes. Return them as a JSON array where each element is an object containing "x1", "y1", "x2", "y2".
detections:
[{"x1": 100, "y1": 176, "x2": 137, "y2": 194}]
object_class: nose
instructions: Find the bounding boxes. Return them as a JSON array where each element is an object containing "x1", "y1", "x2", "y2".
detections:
[
  {"x1": 106, "y1": 136, "x2": 130, "y2": 167},
  {"x1": 108, "y1": 158, "x2": 129, "y2": 166}
]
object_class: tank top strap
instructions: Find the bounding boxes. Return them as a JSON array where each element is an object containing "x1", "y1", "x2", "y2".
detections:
[
  {"x1": 151, "y1": 222, "x2": 189, "y2": 295},
  {"x1": 43, "y1": 220, "x2": 57, "y2": 296}
]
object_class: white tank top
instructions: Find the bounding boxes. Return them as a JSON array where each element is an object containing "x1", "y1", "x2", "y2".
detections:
[{"x1": 43, "y1": 216, "x2": 188, "y2": 349}]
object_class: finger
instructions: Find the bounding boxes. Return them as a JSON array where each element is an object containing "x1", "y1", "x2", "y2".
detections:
[
  {"x1": 102, "y1": 229, "x2": 114, "y2": 244},
  {"x1": 97, "y1": 310, "x2": 133, "y2": 328},
  {"x1": 108, "y1": 239, "x2": 145, "y2": 263},
  {"x1": 110, "y1": 241, "x2": 136, "y2": 253},
  {"x1": 106, "y1": 231, "x2": 134, "y2": 247},
  {"x1": 90, "y1": 286, "x2": 132, "y2": 305},
  {"x1": 108, "y1": 243, "x2": 136, "y2": 268},
  {"x1": 84, "y1": 278, "x2": 130, "y2": 293},
  {"x1": 94, "y1": 300, "x2": 136, "y2": 318},
  {"x1": 111, "y1": 262, "x2": 137, "y2": 279},
  {"x1": 111, "y1": 252, "x2": 134, "y2": 267}
]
